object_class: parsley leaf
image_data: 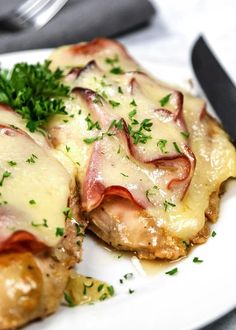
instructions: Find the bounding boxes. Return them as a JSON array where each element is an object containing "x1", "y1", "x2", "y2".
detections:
[
  {"x1": 85, "y1": 114, "x2": 101, "y2": 130},
  {"x1": 157, "y1": 139, "x2": 168, "y2": 153},
  {"x1": 0, "y1": 61, "x2": 69, "y2": 132},
  {"x1": 110, "y1": 67, "x2": 124, "y2": 75},
  {"x1": 0, "y1": 171, "x2": 11, "y2": 186},
  {"x1": 193, "y1": 257, "x2": 203, "y2": 263},
  {"x1": 165, "y1": 267, "x2": 178, "y2": 275},
  {"x1": 8, "y1": 160, "x2": 17, "y2": 167},
  {"x1": 159, "y1": 93, "x2": 171, "y2": 107},
  {"x1": 56, "y1": 227, "x2": 64, "y2": 237},
  {"x1": 163, "y1": 200, "x2": 176, "y2": 212}
]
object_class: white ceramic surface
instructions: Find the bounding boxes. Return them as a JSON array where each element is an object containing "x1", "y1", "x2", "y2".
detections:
[{"x1": 0, "y1": 49, "x2": 235, "y2": 330}]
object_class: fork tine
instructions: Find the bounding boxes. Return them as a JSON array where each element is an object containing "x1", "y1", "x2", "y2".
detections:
[
  {"x1": 32, "y1": 0, "x2": 68, "y2": 29},
  {"x1": 16, "y1": 0, "x2": 46, "y2": 17},
  {"x1": 17, "y1": 0, "x2": 52, "y2": 21}
]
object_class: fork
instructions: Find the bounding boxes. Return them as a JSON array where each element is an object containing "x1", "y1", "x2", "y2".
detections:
[{"x1": 0, "y1": 0, "x2": 68, "y2": 31}]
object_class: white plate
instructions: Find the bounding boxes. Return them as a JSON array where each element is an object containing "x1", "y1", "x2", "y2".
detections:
[{"x1": 1, "y1": 49, "x2": 235, "y2": 330}]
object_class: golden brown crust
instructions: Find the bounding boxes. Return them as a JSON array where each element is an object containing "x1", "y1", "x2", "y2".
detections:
[{"x1": 0, "y1": 181, "x2": 86, "y2": 330}]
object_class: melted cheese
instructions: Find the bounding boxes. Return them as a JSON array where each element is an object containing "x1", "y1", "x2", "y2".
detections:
[
  {"x1": 0, "y1": 125, "x2": 71, "y2": 247},
  {"x1": 49, "y1": 41, "x2": 236, "y2": 241}
]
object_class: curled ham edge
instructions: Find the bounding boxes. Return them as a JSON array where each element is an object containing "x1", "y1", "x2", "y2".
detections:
[
  {"x1": 72, "y1": 84, "x2": 196, "y2": 213},
  {"x1": 0, "y1": 124, "x2": 48, "y2": 253}
]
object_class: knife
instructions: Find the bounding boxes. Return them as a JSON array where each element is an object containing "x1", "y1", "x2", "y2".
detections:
[{"x1": 191, "y1": 36, "x2": 236, "y2": 142}]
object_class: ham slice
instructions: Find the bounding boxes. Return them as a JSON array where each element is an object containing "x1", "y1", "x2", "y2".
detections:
[{"x1": 73, "y1": 87, "x2": 195, "y2": 211}]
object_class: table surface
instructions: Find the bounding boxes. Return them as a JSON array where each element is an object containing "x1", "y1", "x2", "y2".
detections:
[{"x1": 119, "y1": 0, "x2": 236, "y2": 329}]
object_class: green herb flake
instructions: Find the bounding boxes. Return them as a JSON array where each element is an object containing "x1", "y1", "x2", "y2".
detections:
[
  {"x1": 109, "y1": 100, "x2": 120, "y2": 108},
  {"x1": 64, "y1": 291, "x2": 75, "y2": 307},
  {"x1": 212, "y1": 230, "x2": 217, "y2": 237},
  {"x1": 63, "y1": 207, "x2": 72, "y2": 220},
  {"x1": 129, "y1": 289, "x2": 135, "y2": 294},
  {"x1": 120, "y1": 172, "x2": 129, "y2": 177},
  {"x1": 193, "y1": 257, "x2": 203, "y2": 263},
  {"x1": 8, "y1": 161, "x2": 17, "y2": 167},
  {"x1": 181, "y1": 131, "x2": 190, "y2": 139},
  {"x1": 99, "y1": 293, "x2": 108, "y2": 301},
  {"x1": 65, "y1": 145, "x2": 70, "y2": 153},
  {"x1": 0, "y1": 171, "x2": 11, "y2": 186},
  {"x1": 130, "y1": 99, "x2": 137, "y2": 107},
  {"x1": 107, "y1": 285, "x2": 115, "y2": 296},
  {"x1": 163, "y1": 200, "x2": 176, "y2": 212},
  {"x1": 118, "y1": 86, "x2": 123, "y2": 94},
  {"x1": 85, "y1": 114, "x2": 101, "y2": 131},
  {"x1": 83, "y1": 137, "x2": 100, "y2": 144},
  {"x1": 97, "y1": 284, "x2": 104, "y2": 292},
  {"x1": 105, "y1": 55, "x2": 119, "y2": 65},
  {"x1": 159, "y1": 93, "x2": 171, "y2": 107},
  {"x1": 29, "y1": 199, "x2": 36, "y2": 205},
  {"x1": 173, "y1": 142, "x2": 181, "y2": 154},
  {"x1": 128, "y1": 109, "x2": 137, "y2": 120},
  {"x1": 55, "y1": 227, "x2": 64, "y2": 237},
  {"x1": 26, "y1": 154, "x2": 38, "y2": 164},
  {"x1": 124, "y1": 273, "x2": 133, "y2": 280},
  {"x1": 110, "y1": 67, "x2": 124, "y2": 75},
  {"x1": 157, "y1": 139, "x2": 168, "y2": 154},
  {"x1": 31, "y1": 219, "x2": 48, "y2": 228},
  {"x1": 129, "y1": 118, "x2": 153, "y2": 145},
  {"x1": 165, "y1": 267, "x2": 178, "y2": 276}
]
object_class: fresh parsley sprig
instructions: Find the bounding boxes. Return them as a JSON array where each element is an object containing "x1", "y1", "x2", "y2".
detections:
[{"x1": 0, "y1": 60, "x2": 70, "y2": 132}]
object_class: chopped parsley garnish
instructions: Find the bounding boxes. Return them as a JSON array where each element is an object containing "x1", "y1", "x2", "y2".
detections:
[
  {"x1": 181, "y1": 131, "x2": 190, "y2": 139},
  {"x1": 107, "y1": 285, "x2": 115, "y2": 296},
  {"x1": 97, "y1": 284, "x2": 104, "y2": 292},
  {"x1": 173, "y1": 142, "x2": 181, "y2": 154},
  {"x1": 128, "y1": 109, "x2": 137, "y2": 120},
  {"x1": 0, "y1": 61, "x2": 69, "y2": 132},
  {"x1": 193, "y1": 257, "x2": 203, "y2": 263},
  {"x1": 29, "y1": 199, "x2": 36, "y2": 205},
  {"x1": 65, "y1": 145, "x2": 70, "y2": 152},
  {"x1": 63, "y1": 207, "x2": 72, "y2": 220},
  {"x1": 118, "y1": 86, "x2": 123, "y2": 94},
  {"x1": 163, "y1": 200, "x2": 176, "y2": 211},
  {"x1": 64, "y1": 291, "x2": 75, "y2": 307},
  {"x1": 145, "y1": 185, "x2": 159, "y2": 202},
  {"x1": 8, "y1": 161, "x2": 17, "y2": 167},
  {"x1": 117, "y1": 145, "x2": 121, "y2": 154},
  {"x1": 99, "y1": 293, "x2": 108, "y2": 301},
  {"x1": 92, "y1": 94, "x2": 103, "y2": 105},
  {"x1": 110, "y1": 67, "x2": 124, "y2": 75},
  {"x1": 56, "y1": 227, "x2": 64, "y2": 237},
  {"x1": 182, "y1": 240, "x2": 190, "y2": 249},
  {"x1": 130, "y1": 99, "x2": 137, "y2": 107},
  {"x1": 211, "y1": 230, "x2": 217, "y2": 237},
  {"x1": 165, "y1": 267, "x2": 178, "y2": 275},
  {"x1": 124, "y1": 273, "x2": 133, "y2": 280},
  {"x1": 159, "y1": 93, "x2": 171, "y2": 107},
  {"x1": 31, "y1": 219, "x2": 48, "y2": 228},
  {"x1": 109, "y1": 100, "x2": 120, "y2": 108},
  {"x1": 109, "y1": 119, "x2": 123, "y2": 130},
  {"x1": 85, "y1": 113, "x2": 101, "y2": 130},
  {"x1": 83, "y1": 137, "x2": 100, "y2": 144},
  {"x1": 157, "y1": 139, "x2": 168, "y2": 153},
  {"x1": 83, "y1": 119, "x2": 121, "y2": 145},
  {"x1": 120, "y1": 172, "x2": 129, "y2": 177},
  {"x1": 26, "y1": 154, "x2": 38, "y2": 164},
  {"x1": 0, "y1": 171, "x2": 11, "y2": 186},
  {"x1": 117, "y1": 254, "x2": 123, "y2": 259},
  {"x1": 105, "y1": 55, "x2": 119, "y2": 65},
  {"x1": 128, "y1": 118, "x2": 153, "y2": 145},
  {"x1": 129, "y1": 289, "x2": 135, "y2": 294}
]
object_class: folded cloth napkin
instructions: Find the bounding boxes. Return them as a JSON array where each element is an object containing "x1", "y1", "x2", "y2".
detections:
[{"x1": 0, "y1": 0, "x2": 155, "y2": 54}]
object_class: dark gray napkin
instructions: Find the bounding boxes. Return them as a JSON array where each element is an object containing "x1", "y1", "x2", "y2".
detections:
[{"x1": 0, "y1": 0, "x2": 155, "y2": 54}]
